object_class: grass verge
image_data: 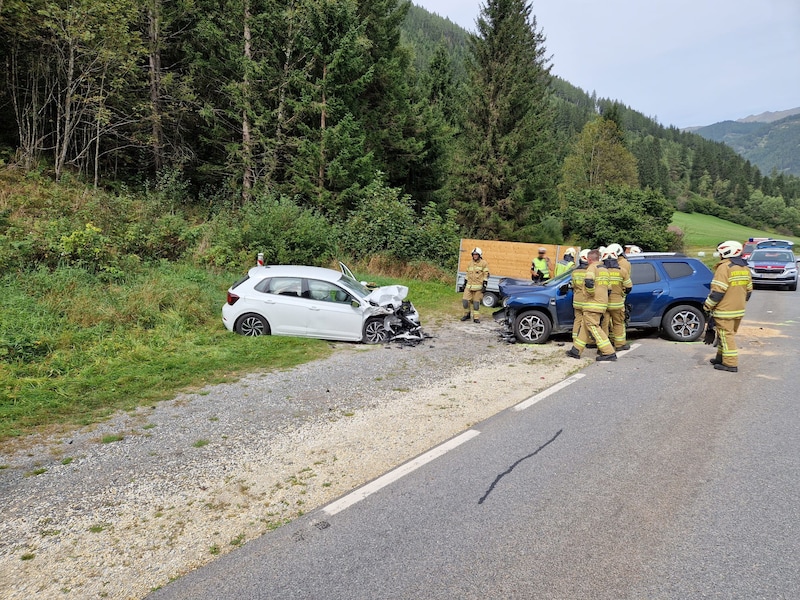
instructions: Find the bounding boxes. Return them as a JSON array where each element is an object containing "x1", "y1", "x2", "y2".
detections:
[{"x1": 0, "y1": 261, "x2": 457, "y2": 444}]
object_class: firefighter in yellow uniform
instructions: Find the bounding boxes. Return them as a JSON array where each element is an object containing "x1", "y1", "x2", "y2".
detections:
[
  {"x1": 704, "y1": 240, "x2": 752, "y2": 372},
  {"x1": 461, "y1": 247, "x2": 490, "y2": 323},
  {"x1": 601, "y1": 246, "x2": 633, "y2": 350},
  {"x1": 555, "y1": 247, "x2": 576, "y2": 277},
  {"x1": 569, "y1": 249, "x2": 591, "y2": 345},
  {"x1": 566, "y1": 249, "x2": 616, "y2": 361}
]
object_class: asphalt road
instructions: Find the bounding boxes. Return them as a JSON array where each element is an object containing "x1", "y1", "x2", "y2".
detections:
[{"x1": 149, "y1": 289, "x2": 800, "y2": 600}]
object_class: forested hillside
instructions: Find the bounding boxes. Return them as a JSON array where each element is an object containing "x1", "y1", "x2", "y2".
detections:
[
  {"x1": 2, "y1": 0, "x2": 800, "y2": 275},
  {"x1": 694, "y1": 114, "x2": 800, "y2": 178}
]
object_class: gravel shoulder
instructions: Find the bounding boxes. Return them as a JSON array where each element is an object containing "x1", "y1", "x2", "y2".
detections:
[{"x1": 0, "y1": 318, "x2": 587, "y2": 600}]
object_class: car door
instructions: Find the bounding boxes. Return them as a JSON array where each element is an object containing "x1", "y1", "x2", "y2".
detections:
[
  {"x1": 253, "y1": 276, "x2": 308, "y2": 336},
  {"x1": 626, "y1": 262, "x2": 664, "y2": 326},
  {"x1": 304, "y1": 278, "x2": 364, "y2": 341}
]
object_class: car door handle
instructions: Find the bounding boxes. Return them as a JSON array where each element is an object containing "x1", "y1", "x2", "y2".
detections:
[
  {"x1": 652, "y1": 289, "x2": 664, "y2": 295},
  {"x1": 308, "y1": 306, "x2": 321, "y2": 311}
]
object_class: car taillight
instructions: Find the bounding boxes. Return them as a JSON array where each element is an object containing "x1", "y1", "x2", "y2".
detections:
[{"x1": 227, "y1": 292, "x2": 240, "y2": 305}]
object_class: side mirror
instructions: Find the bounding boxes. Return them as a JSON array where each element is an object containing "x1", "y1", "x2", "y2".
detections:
[
  {"x1": 558, "y1": 283, "x2": 570, "y2": 295},
  {"x1": 351, "y1": 299, "x2": 361, "y2": 309}
]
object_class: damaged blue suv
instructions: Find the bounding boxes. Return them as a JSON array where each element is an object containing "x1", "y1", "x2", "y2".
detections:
[{"x1": 499, "y1": 253, "x2": 713, "y2": 344}]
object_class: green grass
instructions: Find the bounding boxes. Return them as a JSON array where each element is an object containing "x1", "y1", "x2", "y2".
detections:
[
  {"x1": 0, "y1": 263, "x2": 336, "y2": 442},
  {"x1": 0, "y1": 261, "x2": 454, "y2": 443},
  {"x1": 672, "y1": 211, "x2": 800, "y2": 254}
]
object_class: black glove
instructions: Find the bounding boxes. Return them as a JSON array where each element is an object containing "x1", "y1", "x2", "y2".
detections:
[
  {"x1": 481, "y1": 281, "x2": 487, "y2": 291},
  {"x1": 703, "y1": 317, "x2": 716, "y2": 345}
]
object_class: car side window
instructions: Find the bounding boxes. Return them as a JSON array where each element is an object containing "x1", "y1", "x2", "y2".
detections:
[
  {"x1": 307, "y1": 279, "x2": 350, "y2": 303},
  {"x1": 630, "y1": 262, "x2": 658, "y2": 285},
  {"x1": 661, "y1": 261, "x2": 694, "y2": 280},
  {"x1": 262, "y1": 277, "x2": 303, "y2": 297}
]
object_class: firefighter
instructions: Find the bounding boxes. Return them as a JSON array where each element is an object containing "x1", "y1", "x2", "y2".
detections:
[
  {"x1": 566, "y1": 249, "x2": 616, "y2": 361},
  {"x1": 530, "y1": 247, "x2": 553, "y2": 283},
  {"x1": 607, "y1": 243, "x2": 630, "y2": 279},
  {"x1": 704, "y1": 240, "x2": 753, "y2": 372},
  {"x1": 555, "y1": 247, "x2": 576, "y2": 277},
  {"x1": 461, "y1": 247, "x2": 490, "y2": 323},
  {"x1": 569, "y1": 248, "x2": 591, "y2": 346},
  {"x1": 601, "y1": 246, "x2": 633, "y2": 351}
]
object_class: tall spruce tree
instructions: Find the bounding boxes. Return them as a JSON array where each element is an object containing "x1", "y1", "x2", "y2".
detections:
[{"x1": 450, "y1": 0, "x2": 558, "y2": 240}]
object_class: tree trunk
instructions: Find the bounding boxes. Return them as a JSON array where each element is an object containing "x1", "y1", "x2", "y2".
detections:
[
  {"x1": 241, "y1": 0, "x2": 254, "y2": 202},
  {"x1": 148, "y1": 2, "x2": 164, "y2": 172}
]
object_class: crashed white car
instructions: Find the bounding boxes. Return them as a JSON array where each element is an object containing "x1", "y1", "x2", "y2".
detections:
[{"x1": 222, "y1": 263, "x2": 422, "y2": 344}]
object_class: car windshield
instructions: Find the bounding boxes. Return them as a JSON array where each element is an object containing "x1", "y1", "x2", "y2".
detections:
[
  {"x1": 750, "y1": 250, "x2": 794, "y2": 262},
  {"x1": 540, "y1": 270, "x2": 573, "y2": 286},
  {"x1": 338, "y1": 274, "x2": 372, "y2": 298}
]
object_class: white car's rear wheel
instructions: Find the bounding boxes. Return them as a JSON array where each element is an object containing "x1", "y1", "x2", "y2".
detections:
[{"x1": 235, "y1": 313, "x2": 270, "y2": 336}]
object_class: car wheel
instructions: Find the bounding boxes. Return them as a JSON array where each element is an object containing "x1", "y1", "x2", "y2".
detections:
[
  {"x1": 661, "y1": 305, "x2": 703, "y2": 342},
  {"x1": 513, "y1": 310, "x2": 552, "y2": 344},
  {"x1": 235, "y1": 313, "x2": 270, "y2": 336},
  {"x1": 481, "y1": 292, "x2": 500, "y2": 308},
  {"x1": 363, "y1": 317, "x2": 388, "y2": 344}
]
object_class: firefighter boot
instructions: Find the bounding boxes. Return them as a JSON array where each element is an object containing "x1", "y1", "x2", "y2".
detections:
[
  {"x1": 565, "y1": 347, "x2": 581, "y2": 359},
  {"x1": 460, "y1": 313, "x2": 471, "y2": 321},
  {"x1": 709, "y1": 354, "x2": 723, "y2": 365},
  {"x1": 714, "y1": 363, "x2": 738, "y2": 373}
]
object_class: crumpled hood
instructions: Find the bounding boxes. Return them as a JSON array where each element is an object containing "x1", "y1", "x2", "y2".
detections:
[{"x1": 365, "y1": 285, "x2": 409, "y2": 307}]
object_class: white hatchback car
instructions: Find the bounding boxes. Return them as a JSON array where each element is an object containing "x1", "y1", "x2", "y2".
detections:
[{"x1": 222, "y1": 263, "x2": 421, "y2": 343}]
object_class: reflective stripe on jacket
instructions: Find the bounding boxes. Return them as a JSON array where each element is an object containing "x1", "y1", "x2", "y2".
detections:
[
  {"x1": 583, "y1": 263, "x2": 609, "y2": 313},
  {"x1": 465, "y1": 258, "x2": 490, "y2": 291},
  {"x1": 705, "y1": 258, "x2": 752, "y2": 319}
]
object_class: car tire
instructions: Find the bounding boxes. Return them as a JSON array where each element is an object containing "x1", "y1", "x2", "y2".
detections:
[
  {"x1": 482, "y1": 292, "x2": 500, "y2": 308},
  {"x1": 513, "y1": 310, "x2": 552, "y2": 344},
  {"x1": 235, "y1": 313, "x2": 270, "y2": 336},
  {"x1": 363, "y1": 317, "x2": 388, "y2": 344},
  {"x1": 661, "y1": 305, "x2": 703, "y2": 342}
]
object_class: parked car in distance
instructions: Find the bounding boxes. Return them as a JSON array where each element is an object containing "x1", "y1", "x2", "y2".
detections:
[
  {"x1": 747, "y1": 248, "x2": 798, "y2": 291},
  {"x1": 499, "y1": 253, "x2": 713, "y2": 344},
  {"x1": 222, "y1": 263, "x2": 421, "y2": 343},
  {"x1": 741, "y1": 237, "x2": 795, "y2": 260}
]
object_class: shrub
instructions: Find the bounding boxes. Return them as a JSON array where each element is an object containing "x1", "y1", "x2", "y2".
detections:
[{"x1": 200, "y1": 195, "x2": 335, "y2": 269}]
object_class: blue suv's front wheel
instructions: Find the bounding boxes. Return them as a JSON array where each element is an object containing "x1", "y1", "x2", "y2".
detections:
[{"x1": 513, "y1": 310, "x2": 552, "y2": 344}]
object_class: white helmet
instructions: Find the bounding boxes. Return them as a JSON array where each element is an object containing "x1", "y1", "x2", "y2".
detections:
[
  {"x1": 565, "y1": 247, "x2": 576, "y2": 256},
  {"x1": 607, "y1": 243, "x2": 623, "y2": 257},
  {"x1": 627, "y1": 245, "x2": 642, "y2": 254},
  {"x1": 717, "y1": 240, "x2": 743, "y2": 258},
  {"x1": 601, "y1": 247, "x2": 617, "y2": 261},
  {"x1": 578, "y1": 248, "x2": 591, "y2": 261},
  {"x1": 471, "y1": 247, "x2": 482, "y2": 257}
]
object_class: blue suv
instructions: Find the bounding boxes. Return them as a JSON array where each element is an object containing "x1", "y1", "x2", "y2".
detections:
[{"x1": 499, "y1": 253, "x2": 713, "y2": 344}]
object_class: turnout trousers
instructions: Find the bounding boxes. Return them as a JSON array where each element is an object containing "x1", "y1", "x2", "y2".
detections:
[
  {"x1": 577, "y1": 310, "x2": 615, "y2": 356},
  {"x1": 714, "y1": 316, "x2": 742, "y2": 367}
]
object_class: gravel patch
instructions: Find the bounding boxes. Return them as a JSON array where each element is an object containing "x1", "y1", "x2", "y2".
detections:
[{"x1": 0, "y1": 319, "x2": 586, "y2": 600}]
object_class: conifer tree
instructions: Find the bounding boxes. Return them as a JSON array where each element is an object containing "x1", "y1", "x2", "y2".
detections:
[{"x1": 450, "y1": 0, "x2": 558, "y2": 240}]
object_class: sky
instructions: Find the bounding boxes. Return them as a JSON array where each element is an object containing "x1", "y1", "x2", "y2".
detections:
[{"x1": 413, "y1": 0, "x2": 800, "y2": 128}]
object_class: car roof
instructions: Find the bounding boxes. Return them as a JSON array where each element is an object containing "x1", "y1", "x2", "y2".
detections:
[
  {"x1": 628, "y1": 252, "x2": 692, "y2": 260},
  {"x1": 246, "y1": 265, "x2": 344, "y2": 282},
  {"x1": 756, "y1": 239, "x2": 794, "y2": 247}
]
